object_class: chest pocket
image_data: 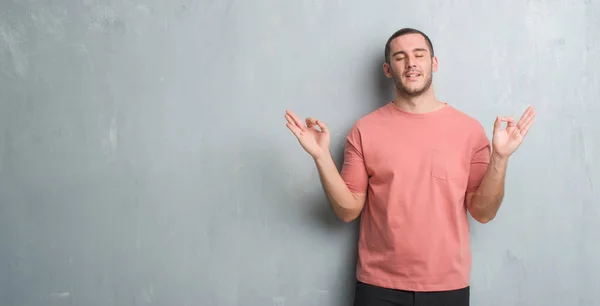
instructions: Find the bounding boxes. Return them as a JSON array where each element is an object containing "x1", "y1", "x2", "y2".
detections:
[{"x1": 431, "y1": 149, "x2": 469, "y2": 181}]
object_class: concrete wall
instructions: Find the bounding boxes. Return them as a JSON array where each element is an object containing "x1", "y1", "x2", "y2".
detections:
[{"x1": 0, "y1": 0, "x2": 598, "y2": 305}]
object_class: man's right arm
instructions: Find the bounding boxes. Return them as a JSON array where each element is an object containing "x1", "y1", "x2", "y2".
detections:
[
  {"x1": 314, "y1": 153, "x2": 366, "y2": 222},
  {"x1": 283, "y1": 110, "x2": 367, "y2": 222}
]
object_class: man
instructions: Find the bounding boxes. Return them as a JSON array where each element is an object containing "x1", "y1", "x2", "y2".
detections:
[{"x1": 284, "y1": 28, "x2": 536, "y2": 306}]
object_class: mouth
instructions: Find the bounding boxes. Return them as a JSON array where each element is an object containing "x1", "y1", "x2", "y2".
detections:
[{"x1": 404, "y1": 71, "x2": 421, "y2": 81}]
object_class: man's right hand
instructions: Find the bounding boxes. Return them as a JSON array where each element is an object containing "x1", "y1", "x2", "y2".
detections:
[
  {"x1": 284, "y1": 109, "x2": 365, "y2": 222},
  {"x1": 284, "y1": 110, "x2": 330, "y2": 161}
]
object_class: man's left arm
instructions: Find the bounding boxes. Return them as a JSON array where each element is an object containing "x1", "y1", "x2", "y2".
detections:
[
  {"x1": 466, "y1": 106, "x2": 536, "y2": 224},
  {"x1": 466, "y1": 153, "x2": 508, "y2": 223}
]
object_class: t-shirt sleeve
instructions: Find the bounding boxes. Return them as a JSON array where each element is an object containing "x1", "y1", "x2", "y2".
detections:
[
  {"x1": 466, "y1": 124, "x2": 491, "y2": 194},
  {"x1": 340, "y1": 125, "x2": 369, "y2": 194}
]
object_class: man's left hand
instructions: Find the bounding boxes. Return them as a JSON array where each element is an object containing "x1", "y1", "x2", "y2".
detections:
[{"x1": 491, "y1": 105, "x2": 536, "y2": 159}]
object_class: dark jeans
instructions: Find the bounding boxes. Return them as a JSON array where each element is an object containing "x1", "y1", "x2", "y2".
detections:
[{"x1": 353, "y1": 281, "x2": 470, "y2": 306}]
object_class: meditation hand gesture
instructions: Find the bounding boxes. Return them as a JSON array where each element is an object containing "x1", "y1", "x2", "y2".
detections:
[
  {"x1": 492, "y1": 106, "x2": 536, "y2": 159},
  {"x1": 284, "y1": 110, "x2": 330, "y2": 161}
]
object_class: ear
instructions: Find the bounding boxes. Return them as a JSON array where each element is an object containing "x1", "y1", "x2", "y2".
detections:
[
  {"x1": 431, "y1": 56, "x2": 439, "y2": 73},
  {"x1": 382, "y1": 62, "x2": 393, "y2": 78}
]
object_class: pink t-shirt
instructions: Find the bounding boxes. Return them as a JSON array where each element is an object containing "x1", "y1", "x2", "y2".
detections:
[{"x1": 341, "y1": 102, "x2": 490, "y2": 292}]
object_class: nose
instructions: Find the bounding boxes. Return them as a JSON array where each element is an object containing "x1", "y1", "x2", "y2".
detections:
[{"x1": 405, "y1": 57, "x2": 416, "y2": 69}]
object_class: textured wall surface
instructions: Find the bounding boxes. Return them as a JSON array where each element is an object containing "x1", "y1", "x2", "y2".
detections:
[{"x1": 0, "y1": 0, "x2": 599, "y2": 305}]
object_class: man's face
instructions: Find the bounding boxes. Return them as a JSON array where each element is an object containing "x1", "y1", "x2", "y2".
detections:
[{"x1": 384, "y1": 33, "x2": 438, "y2": 97}]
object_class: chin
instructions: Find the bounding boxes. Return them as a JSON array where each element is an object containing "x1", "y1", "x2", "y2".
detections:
[
  {"x1": 398, "y1": 85, "x2": 427, "y2": 97},
  {"x1": 404, "y1": 84, "x2": 425, "y2": 93},
  {"x1": 407, "y1": 84, "x2": 424, "y2": 91}
]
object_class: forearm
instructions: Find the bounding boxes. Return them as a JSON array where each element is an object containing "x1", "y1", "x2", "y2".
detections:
[
  {"x1": 314, "y1": 154, "x2": 364, "y2": 222},
  {"x1": 468, "y1": 153, "x2": 508, "y2": 223}
]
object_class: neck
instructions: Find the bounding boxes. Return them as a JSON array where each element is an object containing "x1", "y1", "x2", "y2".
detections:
[{"x1": 392, "y1": 87, "x2": 444, "y2": 114}]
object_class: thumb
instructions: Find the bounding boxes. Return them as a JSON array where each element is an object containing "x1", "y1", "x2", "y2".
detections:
[{"x1": 493, "y1": 116, "x2": 502, "y2": 131}]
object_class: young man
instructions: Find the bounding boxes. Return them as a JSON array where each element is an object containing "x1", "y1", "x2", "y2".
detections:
[{"x1": 284, "y1": 28, "x2": 536, "y2": 306}]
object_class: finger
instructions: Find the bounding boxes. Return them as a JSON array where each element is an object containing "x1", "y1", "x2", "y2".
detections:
[
  {"x1": 493, "y1": 116, "x2": 503, "y2": 131},
  {"x1": 306, "y1": 117, "x2": 318, "y2": 129},
  {"x1": 517, "y1": 107, "x2": 536, "y2": 130},
  {"x1": 522, "y1": 105, "x2": 535, "y2": 117},
  {"x1": 316, "y1": 119, "x2": 329, "y2": 134},
  {"x1": 501, "y1": 116, "x2": 516, "y2": 127},
  {"x1": 517, "y1": 106, "x2": 535, "y2": 127},
  {"x1": 519, "y1": 117, "x2": 535, "y2": 137},
  {"x1": 285, "y1": 110, "x2": 306, "y2": 131},
  {"x1": 286, "y1": 123, "x2": 302, "y2": 137},
  {"x1": 286, "y1": 110, "x2": 305, "y2": 129},
  {"x1": 285, "y1": 114, "x2": 302, "y2": 131},
  {"x1": 509, "y1": 128, "x2": 519, "y2": 139},
  {"x1": 284, "y1": 114, "x2": 295, "y2": 125}
]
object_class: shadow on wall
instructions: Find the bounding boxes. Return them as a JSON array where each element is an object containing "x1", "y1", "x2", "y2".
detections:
[
  {"x1": 231, "y1": 129, "x2": 359, "y2": 304},
  {"x1": 370, "y1": 50, "x2": 395, "y2": 108},
  {"x1": 328, "y1": 134, "x2": 361, "y2": 304}
]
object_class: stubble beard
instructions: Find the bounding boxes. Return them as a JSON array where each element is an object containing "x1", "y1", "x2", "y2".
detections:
[{"x1": 392, "y1": 67, "x2": 433, "y2": 97}]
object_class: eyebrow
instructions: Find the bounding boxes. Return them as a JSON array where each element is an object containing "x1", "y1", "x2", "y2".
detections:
[{"x1": 392, "y1": 48, "x2": 429, "y2": 57}]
